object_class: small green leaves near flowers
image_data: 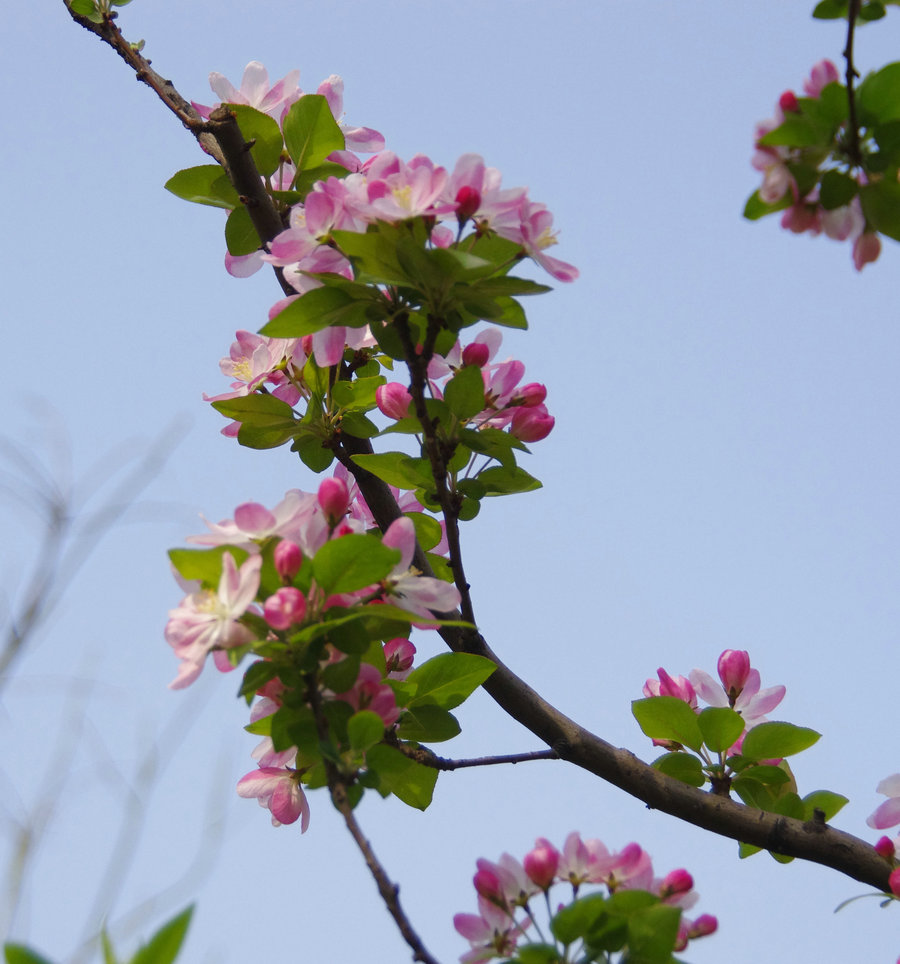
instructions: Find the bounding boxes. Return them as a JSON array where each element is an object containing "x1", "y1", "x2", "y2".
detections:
[{"x1": 813, "y1": 0, "x2": 900, "y2": 20}]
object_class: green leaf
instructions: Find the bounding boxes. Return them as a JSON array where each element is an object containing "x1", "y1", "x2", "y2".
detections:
[
  {"x1": 130, "y1": 906, "x2": 194, "y2": 964},
  {"x1": 211, "y1": 393, "x2": 297, "y2": 425},
  {"x1": 802, "y1": 789, "x2": 849, "y2": 821},
  {"x1": 4, "y1": 947, "x2": 56, "y2": 964},
  {"x1": 332, "y1": 376, "x2": 386, "y2": 412},
  {"x1": 261, "y1": 286, "x2": 371, "y2": 337},
  {"x1": 631, "y1": 697, "x2": 703, "y2": 753},
  {"x1": 282, "y1": 94, "x2": 345, "y2": 172},
  {"x1": 812, "y1": 0, "x2": 848, "y2": 17},
  {"x1": 226, "y1": 104, "x2": 284, "y2": 177},
  {"x1": 101, "y1": 931, "x2": 118, "y2": 964},
  {"x1": 224, "y1": 204, "x2": 260, "y2": 256},
  {"x1": 550, "y1": 893, "x2": 610, "y2": 945},
  {"x1": 733, "y1": 763, "x2": 791, "y2": 787},
  {"x1": 476, "y1": 465, "x2": 541, "y2": 496},
  {"x1": 348, "y1": 710, "x2": 386, "y2": 751},
  {"x1": 405, "y1": 512, "x2": 443, "y2": 551},
  {"x1": 697, "y1": 706, "x2": 745, "y2": 752},
  {"x1": 509, "y1": 945, "x2": 562, "y2": 964},
  {"x1": 396, "y1": 704, "x2": 461, "y2": 743},
  {"x1": 858, "y1": 63, "x2": 900, "y2": 126},
  {"x1": 312, "y1": 533, "x2": 400, "y2": 595},
  {"x1": 733, "y1": 775, "x2": 776, "y2": 810},
  {"x1": 167, "y1": 545, "x2": 249, "y2": 586},
  {"x1": 624, "y1": 903, "x2": 682, "y2": 963},
  {"x1": 331, "y1": 227, "x2": 413, "y2": 286},
  {"x1": 651, "y1": 751, "x2": 705, "y2": 787},
  {"x1": 164, "y1": 165, "x2": 238, "y2": 209},
  {"x1": 405, "y1": 653, "x2": 496, "y2": 710},
  {"x1": 743, "y1": 188, "x2": 793, "y2": 221},
  {"x1": 444, "y1": 363, "x2": 486, "y2": 419},
  {"x1": 819, "y1": 169, "x2": 859, "y2": 210},
  {"x1": 292, "y1": 434, "x2": 335, "y2": 472},
  {"x1": 758, "y1": 114, "x2": 831, "y2": 148},
  {"x1": 238, "y1": 660, "x2": 281, "y2": 701},
  {"x1": 860, "y1": 179, "x2": 900, "y2": 241},
  {"x1": 365, "y1": 744, "x2": 437, "y2": 809},
  {"x1": 350, "y1": 452, "x2": 435, "y2": 490},
  {"x1": 740, "y1": 721, "x2": 820, "y2": 761},
  {"x1": 338, "y1": 412, "x2": 380, "y2": 438}
]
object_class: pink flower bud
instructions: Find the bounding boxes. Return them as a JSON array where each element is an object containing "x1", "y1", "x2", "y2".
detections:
[
  {"x1": 274, "y1": 539, "x2": 302, "y2": 582},
  {"x1": 301, "y1": 334, "x2": 314, "y2": 356},
  {"x1": 717, "y1": 649, "x2": 751, "y2": 701},
  {"x1": 455, "y1": 185, "x2": 481, "y2": 223},
  {"x1": 376, "y1": 382, "x2": 413, "y2": 420},
  {"x1": 778, "y1": 90, "x2": 800, "y2": 113},
  {"x1": 384, "y1": 637, "x2": 416, "y2": 675},
  {"x1": 658, "y1": 868, "x2": 693, "y2": 900},
  {"x1": 509, "y1": 406, "x2": 555, "y2": 442},
  {"x1": 644, "y1": 668, "x2": 697, "y2": 707},
  {"x1": 523, "y1": 838, "x2": 560, "y2": 890},
  {"x1": 264, "y1": 587, "x2": 307, "y2": 630},
  {"x1": 515, "y1": 382, "x2": 547, "y2": 407},
  {"x1": 462, "y1": 342, "x2": 491, "y2": 368},
  {"x1": 889, "y1": 867, "x2": 900, "y2": 897},
  {"x1": 804, "y1": 59, "x2": 839, "y2": 98},
  {"x1": 473, "y1": 867, "x2": 504, "y2": 905},
  {"x1": 876, "y1": 836, "x2": 897, "y2": 860},
  {"x1": 318, "y1": 476, "x2": 350, "y2": 524},
  {"x1": 688, "y1": 914, "x2": 718, "y2": 938},
  {"x1": 853, "y1": 231, "x2": 881, "y2": 272}
]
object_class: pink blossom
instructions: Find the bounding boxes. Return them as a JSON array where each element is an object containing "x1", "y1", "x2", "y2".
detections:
[
  {"x1": 509, "y1": 405, "x2": 555, "y2": 442},
  {"x1": 315, "y1": 74, "x2": 385, "y2": 154},
  {"x1": 165, "y1": 552, "x2": 262, "y2": 689},
  {"x1": 523, "y1": 838, "x2": 560, "y2": 890},
  {"x1": 381, "y1": 517, "x2": 461, "y2": 618},
  {"x1": 193, "y1": 61, "x2": 301, "y2": 122},
  {"x1": 473, "y1": 854, "x2": 537, "y2": 908},
  {"x1": 384, "y1": 638, "x2": 416, "y2": 679},
  {"x1": 875, "y1": 835, "x2": 897, "y2": 860},
  {"x1": 803, "y1": 59, "x2": 840, "y2": 98},
  {"x1": 376, "y1": 382, "x2": 413, "y2": 420},
  {"x1": 187, "y1": 490, "x2": 318, "y2": 551},
  {"x1": 495, "y1": 199, "x2": 579, "y2": 282},
  {"x1": 853, "y1": 231, "x2": 881, "y2": 271},
  {"x1": 716, "y1": 649, "x2": 751, "y2": 702},
  {"x1": 274, "y1": 539, "x2": 303, "y2": 581},
  {"x1": 236, "y1": 765, "x2": 310, "y2": 830},
  {"x1": 317, "y1": 476, "x2": 350, "y2": 524},
  {"x1": 643, "y1": 668, "x2": 698, "y2": 708},
  {"x1": 454, "y1": 896, "x2": 526, "y2": 964},
  {"x1": 867, "y1": 774, "x2": 900, "y2": 830},
  {"x1": 263, "y1": 587, "x2": 307, "y2": 630},
  {"x1": 333, "y1": 662, "x2": 400, "y2": 727},
  {"x1": 689, "y1": 664, "x2": 785, "y2": 729}
]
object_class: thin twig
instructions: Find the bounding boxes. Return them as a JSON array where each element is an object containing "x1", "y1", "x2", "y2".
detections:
[
  {"x1": 843, "y1": 0, "x2": 863, "y2": 167},
  {"x1": 398, "y1": 746, "x2": 559, "y2": 771}
]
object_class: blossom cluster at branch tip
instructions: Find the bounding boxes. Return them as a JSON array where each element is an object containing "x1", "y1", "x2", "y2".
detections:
[
  {"x1": 752, "y1": 59, "x2": 881, "y2": 271},
  {"x1": 643, "y1": 649, "x2": 785, "y2": 754},
  {"x1": 454, "y1": 832, "x2": 716, "y2": 963}
]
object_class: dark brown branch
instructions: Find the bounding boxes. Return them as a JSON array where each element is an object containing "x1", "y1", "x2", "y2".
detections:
[
  {"x1": 64, "y1": 4, "x2": 293, "y2": 295},
  {"x1": 843, "y1": 0, "x2": 863, "y2": 167}
]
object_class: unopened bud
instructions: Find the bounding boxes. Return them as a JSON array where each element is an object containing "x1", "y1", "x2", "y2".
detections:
[
  {"x1": 717, "y1": 649, "x2": 751, "y2": 702},
  {"x1": 274, "y1": 539, "x2": 302, "y2": 582},
  {"x1": 523, "y1": 839, "x2": 560, "y2": 890},
  {"x1": 509, "y1": 406, "x2": 555, "y2": 442},
  {"x1": 455, "y1": 185, "x2": 481, "y2": 223},
  {"x1": 462, "y1": 342, "x2": 491, "y2": 368},
  {"x1": 876, "y1": 836, "x2": 897, "y2": 860},
  {"x1": 376, "y1": 382, "x2": 413, "y2": 420},
  {"x1": 688, "y1": 914, "x2": 718, "y2": 938},
  {"x1": 264, "y1": 587, "x2": 307, "y2": 630},
  {"x1": 659, "y1": 868, "x2": 693, "y2": 900},
  {"x1": 778, "y1": 90, "x2": 800, "y2": 113},
  {"x1": 318, "y1": 476, "x2": 350, "y2": 525},
  {"x1": 889, "y1": 867, "x2": 900, "y2": 897}
]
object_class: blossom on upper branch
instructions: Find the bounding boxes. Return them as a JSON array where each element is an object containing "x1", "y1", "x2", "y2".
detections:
[{"x1": 867, "y1": 774, "x2": 900, "y2": 830}]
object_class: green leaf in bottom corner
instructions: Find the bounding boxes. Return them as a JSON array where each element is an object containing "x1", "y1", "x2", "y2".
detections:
[
  {"x1": 129, "y1": 906, "x2": 194, "y2": 964},
  {"x1": 365, "y1": 744, "x2": 437, "y2": 809},
  {"x1": 4, "y1": 947, "x2": 56, "y2": 964}
]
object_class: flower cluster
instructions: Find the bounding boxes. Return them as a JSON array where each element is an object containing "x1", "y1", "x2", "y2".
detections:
[
  {"x1": 410, "y1": 328, "x2": 553, "y2": 443},
  {"x1": 867, "y1": 775, "x2": 900, "y2": 898},
  {"x1": 643, "y1": 648, "x2": 785, "y2": 754},
  {"x1": 751, "y1": 59, "x2": 881, "y2": 270},
  {"x1": 165, "y1": 474, "x2": 463, "y2": 829},
  {"x1": 454, "y1": 832, "x2": 717, "y2": 963}
]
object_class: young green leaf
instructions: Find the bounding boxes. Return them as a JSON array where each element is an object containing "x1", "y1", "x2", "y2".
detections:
[
  {"x1": 129, "y1": 906, "x2": 194, "y2": 964},
  {"x1": 312, "y1": 534, "x2": 400, "y2": 595},
  {"x1": 405, "y1": 653, "x2": 496, "y2": 710},
  {"x1": 740, "y1": 721, "x2": 820, "y2": 761},
  {"x1": 365, "y1": 744, "x2": 438, "y2": 809},
  {"x1": 697, "y1": 706, "x2": 745, "y2": 752},
  {"x1": 632, "y1": 697, "x2": 703, "y2": 752},
  {"x1": 282, "y1": 94, "x2": 345, "y2": 172}
]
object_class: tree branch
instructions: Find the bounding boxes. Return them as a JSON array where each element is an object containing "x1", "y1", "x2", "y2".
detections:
[
  {"x1": 65, "y1": 3, "x2": 893, "y2": 898},
  {"x1": 843, "y1": 0, "x2": 863, "y2": 167}
]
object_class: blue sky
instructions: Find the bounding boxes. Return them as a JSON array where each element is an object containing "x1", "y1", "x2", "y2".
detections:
[{"x1": 2, "y1": 2, "x2": 900, "y2": 961}]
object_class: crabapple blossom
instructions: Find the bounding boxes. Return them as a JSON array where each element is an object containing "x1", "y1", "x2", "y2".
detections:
[
  {"x1": 273, "y1": 539, "x2": 302, "y2": 581},
  {"x1": 192, "y1": 61, "x2": 301, "y2": 122},
  {"x1": 165, "y1": 552, "x2": 262, "y2": 689},
  {"x1": 716, "y1": 649, "x2": 751, "y2": 702},
  {"x1": 236, "y1": 765, "x2": 310, "y2": 830},
  {"x1": 523, "y1": 838, "x2": 560, "y2": 890},
  {"x1": 867, "y1": 774, "x2": 900, "y2": 830},
  {"x1": 689, "y1": 658, "x2": 785, "y2": 729},
  {"x1": 333, "y1": 662, "x2": 400, "y2": 727},
  {"x1": 317, "y1": 476, "x2": 350, "y2": 525},
  {"x1": 263, "y1": 587, "x2": 307, "y2": 630},
  {"x1": 643, "y1": 667, "x2": 698, "y2": 708},
  {"x1": 381, "y1": 517, "x2": 461, "y2": 618}
]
